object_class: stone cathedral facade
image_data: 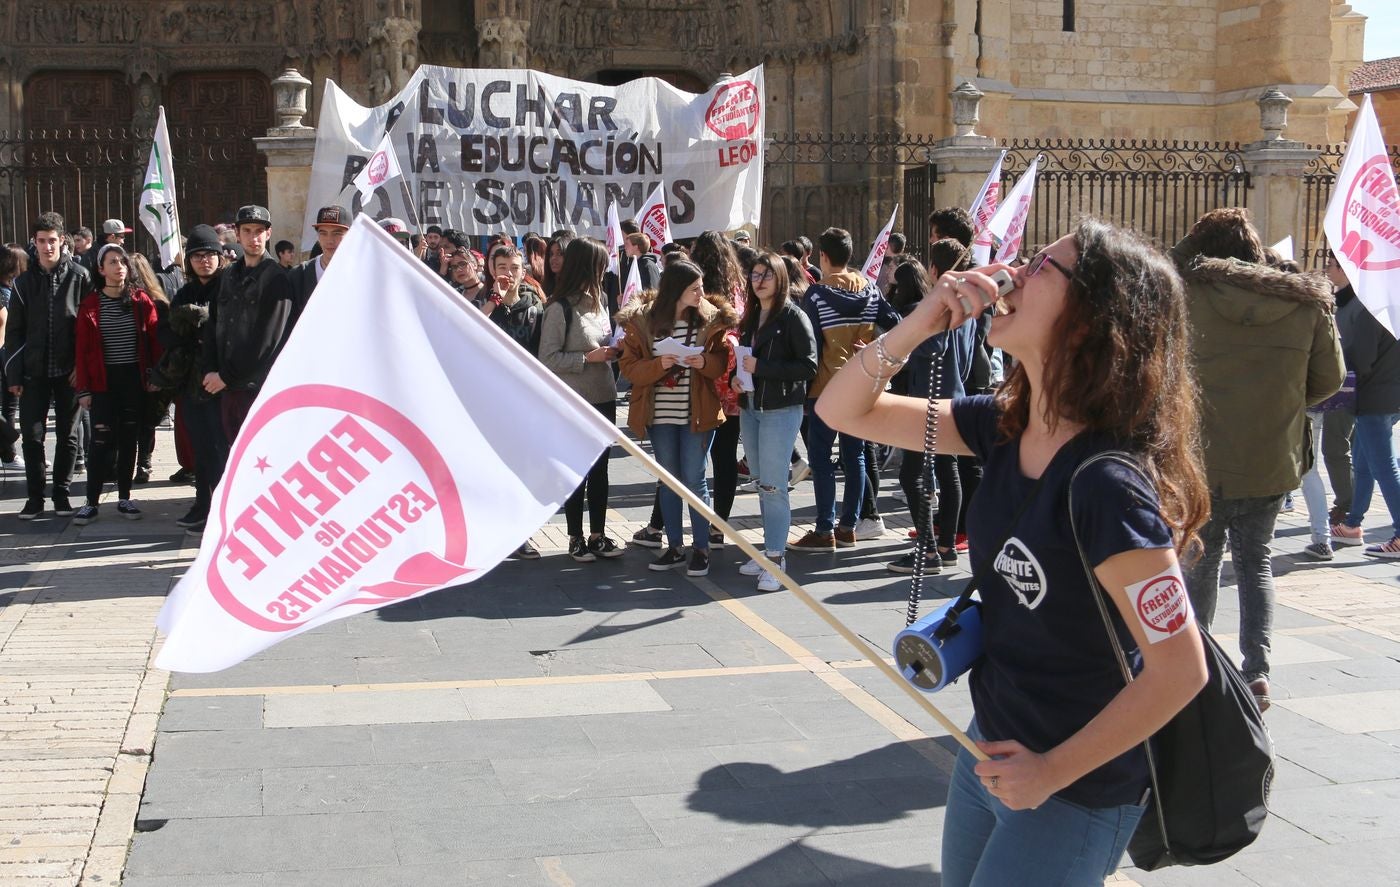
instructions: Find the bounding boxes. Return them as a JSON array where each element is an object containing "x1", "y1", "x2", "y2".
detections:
[{"x1": 0, "y1": 0, "x2": 1373, "y2": 241}]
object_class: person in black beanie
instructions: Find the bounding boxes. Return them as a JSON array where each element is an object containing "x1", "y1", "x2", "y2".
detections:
[{"x1": 157, "y1": 225, "x2": 229, "y2": 534}]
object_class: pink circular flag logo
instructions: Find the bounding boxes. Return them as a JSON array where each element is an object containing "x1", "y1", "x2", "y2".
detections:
[{"x1": 206, "y1": 385, "x2": 471, "y2": 632}]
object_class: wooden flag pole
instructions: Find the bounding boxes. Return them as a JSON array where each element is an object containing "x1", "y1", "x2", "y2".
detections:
[{"x1": 610, "y1": 430, "x2": 989, "y2": 762}]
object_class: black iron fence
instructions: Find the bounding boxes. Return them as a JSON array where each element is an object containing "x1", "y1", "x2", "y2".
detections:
[
  {"x1": 1301, "y1": 144, "x2": 1400, "y2": 270},
  {"x1": 764, "y1": 135, "x2": 1253, "y2": 269},
  {"x1": 997, "y1": 139, "x2": 1250, "y2": 257},
  {"x1": 763, "y1": 133, "x2": 938, "y2": 253},
  {"x1": 0, "y1": 126, "x2": 264, "y2": 257}
]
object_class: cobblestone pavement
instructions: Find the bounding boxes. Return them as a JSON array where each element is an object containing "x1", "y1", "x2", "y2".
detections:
[{"x1": 3, "y1": 420, "x2": 1400, "y2": 886}]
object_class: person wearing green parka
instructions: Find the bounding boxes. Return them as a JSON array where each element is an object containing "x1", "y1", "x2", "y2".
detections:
[{"x1": 1172, "y1": 207, "x2": 1344, "y2": 713}]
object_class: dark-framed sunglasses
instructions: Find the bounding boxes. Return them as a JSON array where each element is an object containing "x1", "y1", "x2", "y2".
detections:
[
  {"x1": 1026, "y1": 251, "x2": 1073, "y2": 280},
  {"x1": 748, "y1": 268, "x2": 775, "y2": 283}
]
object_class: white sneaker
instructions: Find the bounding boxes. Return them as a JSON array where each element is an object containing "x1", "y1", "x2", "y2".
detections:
[
  {"x1": 1, "y1": 456, "x2": 23, "y2": 471},
  {"x1": 757, "y1": 556, "x2": 786, "y2": 592},
  {"x1": 737, "y1": 480, "x2": 760, "y2": 494},
  {"x1": 739, "y1": 557, "x2": 763, "y2": 576},
  {"x1": 853, "y1": 517, "x2": 886, "y2": 540},
  {"x1": 789, "y1": 459, "x2": 811, "y2": 485}
]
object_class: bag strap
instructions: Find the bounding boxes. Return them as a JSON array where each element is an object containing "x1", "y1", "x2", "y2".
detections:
[{"x1": 1067, "y1": 449, "x2": 1172, "y2": 859}]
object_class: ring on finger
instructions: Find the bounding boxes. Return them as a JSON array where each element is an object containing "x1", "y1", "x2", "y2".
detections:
[
  {"x1": 957, "y1": 295, "x2": 974, "y2": 313},
  {"x1": 989, "y1": 775, "x2": 999, "y2": 789}
]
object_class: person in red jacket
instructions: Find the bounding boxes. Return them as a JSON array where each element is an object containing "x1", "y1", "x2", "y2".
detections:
[{"x1": 72, "y1": 244, "x2": 161, "y2": 524}]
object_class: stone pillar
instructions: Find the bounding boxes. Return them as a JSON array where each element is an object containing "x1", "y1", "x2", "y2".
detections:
[
  {"x1": 254, "y1": 68, "x2": 317, "y2": 253},
  {"x1": 927, "y1": 82, "x2": 1002, "y2": 213},
  {"x1": 1240, "y1": 87, "x2": 1319, "y2": 253}
]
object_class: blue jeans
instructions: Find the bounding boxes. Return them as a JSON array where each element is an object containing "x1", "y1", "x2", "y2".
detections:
[
  {"x1": 1301, "y1": 411, "x2": 1329, "y2": 545},
  {"x1": 1345, "y1": 412, "x2": 1400, "y2": 538},
  {"x1": 942, "y1": 721, "x2": 1145, "y2": 887},
  {"x1": 740, "y1": 404, "x2": 804, "y2": 553},
  {"x1": 649, "y1": 423, "x2": 715, "y2": 550},
  {"x1": 804, "y1": 404, "x2": 864, "y2": 534}
]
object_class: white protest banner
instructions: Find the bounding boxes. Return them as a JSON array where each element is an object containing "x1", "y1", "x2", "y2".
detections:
[
  {"x1": 861, "y1": 204, "x2": 899, "y2": 281},
  {"x1": 605, "y1": 200, "x2": 624, "y2": 274},
  {"x1": 986, "y1": 156, "x2": 1040, "y2": 265},
  {"x1": 351, "y1": 131, "x2": 404, "y2": 201},
  {"x1": 1324, "y1": 94, "x2": 1400, "y2": 334},
  {"x1": 1270, "y1": 236, "x2": 1295, "y2": 263},
  {"x1": 305, "y1": 67, "x2": 765, "y2": 248},
  {"x1": 138, "y1": 107, "x2": 181, "y2": 268},
  {"x1": 620, "y1": 254, "x2": 642, "y2": 309},
  {"x1": 968, "y1": 149, "x2": 1007, "y2": 266},
  {"x1": 636, "y1": 180, "x2": 674, "y2": 253},
  {"x1": 155, "y1": 218, "x2": 618, "y2": 672}
]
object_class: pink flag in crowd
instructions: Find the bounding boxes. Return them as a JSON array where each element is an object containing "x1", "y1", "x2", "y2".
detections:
[
  {"x1": 1324, "y1": 94, "x2": 1400, "y2": 334},
  {"x1": 351, "y1": 132, "x2": 403, "y2": 201},
  {"x1": 620, "y1": 254, "x2": 642, "y2": 309},
  {"x1": 605, "y1": 200, "x2": 624, "y2": 275},
  {"x1": 861, "y1": 204, "x2": 900, "y2": 281},
  {"x1": 155, "y1": 219, "x2": 618, "y2": 672},
  {"x1": 986, "y1": 156, "x2": 1040, "y2": 265},
  {"x1": 968, "y1": 150, "x2": 1007, "y2": 266},
  {"x1": 636, "y1": 182, "x2": 673, "y2": 254}
]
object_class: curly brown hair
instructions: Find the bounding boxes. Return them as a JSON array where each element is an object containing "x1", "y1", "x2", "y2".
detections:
[
  {"x1": 994, "y1": 218, "x2": 1210, "y2": 555},
  {"x1": 1184, "y1": 207, "x2": 1265, "y2": 264}
]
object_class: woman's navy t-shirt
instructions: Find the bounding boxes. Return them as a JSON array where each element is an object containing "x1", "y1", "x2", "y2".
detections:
[{"x1": 952, "y1": 395, "x2": 1174, "y2": 807}]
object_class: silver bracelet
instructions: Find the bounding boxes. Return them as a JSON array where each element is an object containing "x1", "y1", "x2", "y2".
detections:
[
  {"x1": 873, "y1": 333, "x2": 909, "y2": 371},
  {"x1": 857, "y1": 345, "x2": 896, "y2": 393}
]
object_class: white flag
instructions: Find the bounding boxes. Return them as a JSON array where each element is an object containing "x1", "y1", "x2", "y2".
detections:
[
  {"x1": 636, "y1": 181, "x2": 673, "y2": 254},
  {"x1": 605, "y1": 201, "x2": 624, "y2": 275},
  {"x1": 986, "y1": 156, "x2": 1040, "y2": 265},
  {"x1": 620, "y1": 254, "x2": 642, "y2": 309},
  {"x1": 138, "y1": 107, "x2": 181, "y2": 268},
  {"x1": 1324, "y1": 94, "x2": 1400, "y2": 334},
  {"x1": 352, "y1": 131, "x2": 404, "y2": 201},
  {"x1": 968, "y1": 150, "x2": 1007, "y2": 266},
  {"x1": 154, "y1": 218, "x2": 618, "y2": 672},
  {"x1": 861, "y1": 204, "x2": 899, "y2": 281}
]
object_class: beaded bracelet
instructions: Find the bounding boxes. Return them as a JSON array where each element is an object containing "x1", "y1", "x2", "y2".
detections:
[
  {"x1": 857, "y1": 343, "x2": 900, "y2": 393},
  {"x1": 873, "y1": 333, "x2": 909, "y2": 371}
]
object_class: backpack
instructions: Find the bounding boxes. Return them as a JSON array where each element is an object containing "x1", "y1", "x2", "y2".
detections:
[
  {"x1": 1070, "y1": 452, "x2": 1274, "y2": 871},
  {"x1": 527, "y1": 296, "x2": 573, "y2": 358}
]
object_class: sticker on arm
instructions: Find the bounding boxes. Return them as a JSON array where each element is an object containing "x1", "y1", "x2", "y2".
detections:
[{"x1": 1126, "y1": 566, "x2": 1194, "y2": 644}]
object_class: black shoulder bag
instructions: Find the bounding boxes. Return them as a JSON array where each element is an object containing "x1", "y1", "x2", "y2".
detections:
[{"x1": 1068, "y1": 451, "x2": 1275, "y2": 870}]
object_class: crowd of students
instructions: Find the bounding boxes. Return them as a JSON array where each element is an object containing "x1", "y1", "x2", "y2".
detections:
[{"x1": 6, "y1": 194, "x2": 1392, "y2": 882}]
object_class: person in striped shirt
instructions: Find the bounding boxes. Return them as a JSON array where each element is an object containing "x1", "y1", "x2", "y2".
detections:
[
  {"x1": 618, "y1": 261, "x2": 738, "y2": 577},
  {"x1": 72, "y1": 245, "x2": 162, "y2": 524}
]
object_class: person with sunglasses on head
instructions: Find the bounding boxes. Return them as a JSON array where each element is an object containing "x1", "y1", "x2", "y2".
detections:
[
  {"x1": 818, "y1": 219, "x2": 1212, "y2": 886},
  {"x1": 734, "y1": 253, "x2": 816, "y2": 590},
  {"x1": 71, "y1": 244, "x2": 162, "y2": 524}
]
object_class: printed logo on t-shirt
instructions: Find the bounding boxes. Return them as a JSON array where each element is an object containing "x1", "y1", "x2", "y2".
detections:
[{"x1": 994, "y1": 536, "x2": 1047, "y2": 609}]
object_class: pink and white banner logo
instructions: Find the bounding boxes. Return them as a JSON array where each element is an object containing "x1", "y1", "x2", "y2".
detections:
[
  {"x1": 156, "y1": 218, "x2": 616, "y2": 672},
  {"x1": 206, "y1": 387, "x2": 471, "y2": 632},
  {"x1": 1325, "y1": 95, "x2": 1400, "y2": 333}
]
